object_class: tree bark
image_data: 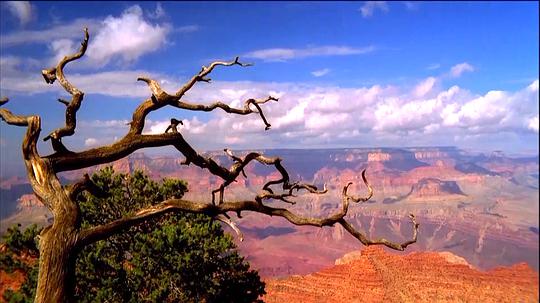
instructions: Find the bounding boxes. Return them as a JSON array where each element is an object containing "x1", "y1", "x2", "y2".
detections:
[
  {"x1": 35, "y1": 222, "x2": 78, "y2": 303},
  {"x1": 30, "y1": 167, "x2": 80, "y2": 303}
]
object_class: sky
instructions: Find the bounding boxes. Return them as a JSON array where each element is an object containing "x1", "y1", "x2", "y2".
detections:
[{"x1": 0, "y1": 1, "x2": 538, "y2": 176}]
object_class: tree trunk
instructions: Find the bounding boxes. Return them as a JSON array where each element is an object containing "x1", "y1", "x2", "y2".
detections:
[
  {"x1": 32, "y1": 181, "x2": 80, "y2": 303},
  {"x1": 35, "y1": 221, "x2": 78, "y2": 303}
]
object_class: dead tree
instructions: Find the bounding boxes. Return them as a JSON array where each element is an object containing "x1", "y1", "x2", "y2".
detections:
[{"x1": 0, "y1": 29, "x2": 419, "y2": 303}]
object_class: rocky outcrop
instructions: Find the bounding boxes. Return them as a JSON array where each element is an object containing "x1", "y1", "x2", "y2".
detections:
[
  {"x1": 404, "y1": 178, "x2": 466, "y2": 201},
  {"x1": 17, "y1": 194, "x2": 43, "y2": 210},
  {"x1": 264, "y1": 246, "x2": 539, "y2": 303}
]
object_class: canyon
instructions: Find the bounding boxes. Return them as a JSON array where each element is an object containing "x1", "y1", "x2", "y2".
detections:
[{"x1": 1, "y1": 146, "x2": 538, "y2": 280}]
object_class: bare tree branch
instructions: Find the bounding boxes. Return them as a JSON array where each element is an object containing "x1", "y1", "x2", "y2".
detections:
[
  {"x1": 164, "y1": 118, "x2": 183, "y2": 133},
  {"x1": 0, "y1": 98, "x2": 41, "y2": 159},
  {"x1": 134, "y1": 76, "x2": 278, "y2": 133},
  {"x1": 41, "y1": 28, "x2": 89, "y2": 153},
  {"x1": 338, "y1": 214, "x2": 419, "y2": 251},
  {"x1": 215, "y1": 214, "x2": 244, "y2": 241},
  {"x1": 174, "y1": 96, "x2": 278, "y2": 130},
  {"x1": 78, "y1": 177, "x2": 417, "y2": 251},
  {"x1": 175, "y1": 56, "x2": 252, "y2": 99},
  {"x1": 78, "y1": 183, "x2": 349, "y2": 247},
  {"x1": 344, "y1": 170, "x2": 374, "y2": 203},
  {"x1": 67, "y1": 173, "x2": 108, "y2": 200},
  {"x1": 0, "y1": 97, "x2": 53, "y2": 205}
]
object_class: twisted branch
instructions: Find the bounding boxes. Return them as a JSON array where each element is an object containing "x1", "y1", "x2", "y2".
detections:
[
  {"x1": 175, "y1": 96, "x2": 278, "y2": 130},
  {"x1": 175, "y1": 56, "x2": 252, "y2": 99},
  {"x1": 0, "y1": 98, "x2": 50, "y2": 202},
  {"x1": 339, "y1": 214, "x2": 419, "y2": 251},
  {"x1": 164, "y1": 118, "x2": 183, "y2": 133},
  {"x1": 78, "y1": 179, "x2": 417, "y2": 251},
  {"x1": 41, "y1": 28, "x2": 89, "y2": 153},
  {"x1": 128, "y1": 56, "x2": 271, "y2": 136},
  {"x1": 0, "y1": 98, "x2": 41, "y2": 159},
  {"x1": 215, "y1": 214, "x2": 244, "y2": 241},
  {"x1": 67, "y1": 173, "x2": 108, "y2": 200},
  {"x1": 210, "y1": 149, "x2": 326, "y2": 205}
]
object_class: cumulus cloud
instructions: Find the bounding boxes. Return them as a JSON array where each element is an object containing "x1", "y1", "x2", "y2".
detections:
[
  {"x1": 359, "y1": 1, "x2": 388, "y2": 18},
  {"x1": 414, "y1": 77, "x2": 437, "y2": 98},
  {"x1": 52, "y1": 78, "x2": 540, "y2": 151},
  {"x1": 450, "y1": 62, "x2": 475, "y2": 78},
  {"x1": 83, "y1": 5, "x2": 171, "y2": 67},
  {"x1": 1, "y1": 5, "x2": 196, "y2": 69},
  {"x1": 1, "y1": 52, "x2": 537, "y2": 151},
  {"x1": 244, "y1": 45, "x2": 374, "y2": 62},
  {"x1": 165, "y1": 79, "x2": 538, "y2": 149},
  {"x1": 311, "y1": 68, "x2": 331, "y2": 77},
  {"x1": 4, "y1": 1, "x2": 33, "y2": 25}
]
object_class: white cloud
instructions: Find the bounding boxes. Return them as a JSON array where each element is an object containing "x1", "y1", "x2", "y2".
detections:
[
  {"x1": 4, "y1": 1, "x2": 33, "y2": 25},
  {"x1": 148, "y1": 2, "x2": 165, "y2": 19},
  {"x1": 1, "y1": 5, "x2": 197, "y2": 70},
  {"x1": 84, "y1": 138, "x2": 98, "y2": 147},
  {"x1": 414, "y1": 77, "x2": 437, "y2": 98},
  {"x1": 243, "y1": 45, "x2": 374, "y2": 62},
  {"x1": 311, "y1": 68, "x2": 331, "y2": 77},
  {"x1": 1, "y1": 53, "x2": 538, "y2": 151},
  {"x1": 359, "y1": 1, "x2": 388, "y2": 18},
  {"x1": 84, "y1": 5, "x2": 171, "y2": 67},
  {"x1": 528, "y1": 116, "x2": 539, "y2": 133},
  {"x1": 450, "y1": 62, "x2": 475, "y2": 78},
  {"x1": 49, "y1": 39, "x2": 77, "y2": 65},
  {"x1": 528, "y1": 79, "x2": 539, "y2": 92}
]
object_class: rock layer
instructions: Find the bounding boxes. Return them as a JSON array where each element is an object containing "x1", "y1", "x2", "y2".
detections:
[{"x1": 264, "y1": 246, "x2": 539, "y2": 303}]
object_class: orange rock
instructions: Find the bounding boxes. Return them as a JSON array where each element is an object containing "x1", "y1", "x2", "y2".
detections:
[{"x1": 264, "y1": 246, "x2": 539, "y2": 303}]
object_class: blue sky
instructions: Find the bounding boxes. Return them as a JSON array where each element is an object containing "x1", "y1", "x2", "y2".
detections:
[{"x1": 0, "y1": 1, "x2": 538, "y2": 175}]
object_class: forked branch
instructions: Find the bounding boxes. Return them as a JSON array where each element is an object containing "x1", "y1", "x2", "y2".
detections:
[
  {"x1": 175, "y1": 96, "x2": 278, "y2": 130},
  {"x1": 175, "y1": 56, "x2": 252, "y2": 98},
  {"x1": 212, "y1": 149, "x2": 327, "y2": 204},
  {"x1": 41, "y1": 28, "x2": 89, "y2": 153},
  {"x1": 67, "y1": 173, "x2": 108, "y2": 200},
  {"x1": 78, "y1": 179, "x2": 418, "y2": 251}
]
